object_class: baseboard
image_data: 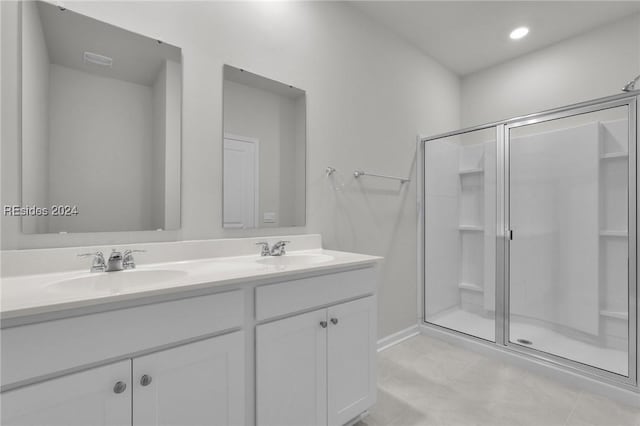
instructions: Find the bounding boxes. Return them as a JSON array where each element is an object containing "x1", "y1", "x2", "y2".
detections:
[
  {"x1": 377, "y1": 323, "x2": 420, "y2": 352},
  {"x1": 419, "y1": 323, "x2": 640, "y2": 408}
]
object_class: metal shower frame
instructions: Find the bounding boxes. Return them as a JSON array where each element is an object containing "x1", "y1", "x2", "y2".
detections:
[{"x1": 417, "y1": 91, "x2": 638, "y2": 391}]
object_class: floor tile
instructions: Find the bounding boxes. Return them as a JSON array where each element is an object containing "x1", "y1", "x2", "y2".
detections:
[{"x1": 366, "y1": 335, "x2": 640, "y2": 426}]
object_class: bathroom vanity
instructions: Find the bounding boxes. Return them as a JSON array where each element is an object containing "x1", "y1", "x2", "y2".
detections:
[{"x1": 0, "y1": 236, "x2": 380, "y2": 426}]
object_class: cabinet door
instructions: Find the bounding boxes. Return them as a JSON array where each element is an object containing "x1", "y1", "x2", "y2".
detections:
[
  {"x1": 327, "y1": 296, "x2": 376, "y2": 426},
  {"x1": 256, "y1": 308, "x2": 327, "y2": 426},
  {"x1": 1, "y1": 360, "x2": 131, "y2": 426},
  {"x1": 132, "y1": 331, "x2": 245, "y2": 426}
]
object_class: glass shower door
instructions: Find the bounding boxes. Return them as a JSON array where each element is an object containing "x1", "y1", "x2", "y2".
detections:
[
  {"x1": 507, "y1": 104, "x2": 634, "y2": 377},
  {"x1": 424, "y1": 127, "x2": 497, "y2": 342}
]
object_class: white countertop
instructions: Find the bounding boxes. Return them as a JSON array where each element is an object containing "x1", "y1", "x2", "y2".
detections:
[{"x1": 1, "y1": 249, "x2": 381, "y2": 321}]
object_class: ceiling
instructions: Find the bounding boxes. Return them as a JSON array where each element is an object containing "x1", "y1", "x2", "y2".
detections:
[
  {"x1": 350, "y1": 1, "x2": 640, "y2": 76},
  {"x1": 37, "y1": 1, "x2": 181, "y2": 87}
]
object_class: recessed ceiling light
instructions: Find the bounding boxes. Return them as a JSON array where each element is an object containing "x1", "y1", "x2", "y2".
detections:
[{"x1": 510, "y1": 26, "x2": 529, "y2": 40}]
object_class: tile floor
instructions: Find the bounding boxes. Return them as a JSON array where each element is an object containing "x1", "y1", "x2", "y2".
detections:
[{"x1": 357, "y1": 335, "x2": 640, "y2": 426}]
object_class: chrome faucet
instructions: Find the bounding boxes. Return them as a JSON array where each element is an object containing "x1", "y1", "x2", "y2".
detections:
[
  {"x1": 107, "y1": 250, "x2": 124, "y2": 272},
  {"x1": 78, "y1": 249, "x2": 146, "y2": 273},
  {"x1": 256, "y1": 240, "x2": 291, "y2": 257},
  {"x1": 78, "y1": 251, "x2": 107, "y2": 272}
]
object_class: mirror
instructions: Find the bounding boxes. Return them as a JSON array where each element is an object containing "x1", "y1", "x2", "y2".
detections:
[
  {"x1": 223, "y1": 65, "x2": 306, "y2": 229},
  {"x1": 20, "y1": 1, "x2": 182, "y2": 234}
]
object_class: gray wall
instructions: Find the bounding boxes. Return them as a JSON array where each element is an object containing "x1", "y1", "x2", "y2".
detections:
[
  {"x1": 1, "y1": 1, "x2": 461, "y2": 339},
  {"x1": 151, "y1": 61, "x2": 167, "y2": 230},
  {"x1": 164, "y1": 59, "x2": 181, "y2": 231},
  {"x1": 21, "y1": 1, "x2": 49, "y2": 234},
  {"x1": 461, "y1": 14, "x2": 640, "y2": 127}
]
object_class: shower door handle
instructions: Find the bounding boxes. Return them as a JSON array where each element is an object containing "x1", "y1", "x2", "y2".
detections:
[{"x1": 509, "y1": 229, "x2": 513, "y2": 240}]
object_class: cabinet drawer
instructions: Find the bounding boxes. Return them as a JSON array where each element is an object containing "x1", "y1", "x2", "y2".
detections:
[
  {"x1": 255, "y1": 267, "x2": 376, "y2": 321},
  {"x1": 1, "y1": 290, "x2": 243, "y2": 387}
]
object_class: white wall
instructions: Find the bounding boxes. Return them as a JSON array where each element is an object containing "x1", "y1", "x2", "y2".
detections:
[
  {"x1": 151, "y1": 59, "x2": 182, "y2": 231},
  {"x1": 20, "y1": 1, "x2": 49, "y2": 234},
  {"x1": 1, "y1": 1, "x2": 461, "y2": 338},
  {"x1": 47, "y1": 64, "x2": 154, "y2": 232},
  {"x1": 293, "y1": 95, "x2": 306, "y2": 226},
  {"x1": 277, "y1": 93, "x2": 301, "y2": 227},
  {"x1": 462, "y1": 14, "x2": 640, "y2": 127},
  {"x1": 151, "y1": 62, "x2": 167, "y2": 230},
  {"x1": 164, "y1": 59, "x2": 182, "y2": 231}
]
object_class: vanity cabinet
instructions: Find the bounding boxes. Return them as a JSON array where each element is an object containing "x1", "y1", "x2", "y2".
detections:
[
  {"x1": 256, "y1": 296, "x2": 376, "y2": 426},
  {"x1": 2, "y1": 332, "x2": 245, "y2": 426},
  {"x1": 1, "y1": 360, "x2": 132, "y2": 426},
  {"x1": 133, "y1": 331, "x2": 245, "y2": 426},
  {"x1": 1, "y1": 257, "x2": 379, "y2": 426}
]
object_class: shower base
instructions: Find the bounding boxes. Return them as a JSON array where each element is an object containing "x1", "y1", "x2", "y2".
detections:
[{"x1": 428, "y1": 308, "x2": 627, "y2": 376}]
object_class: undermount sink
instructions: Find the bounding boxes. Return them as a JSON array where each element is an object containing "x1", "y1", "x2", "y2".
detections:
[
  {"x1": 46, "y1": 269, "x2": 189, "y2": 295},
  {"x1": 256, "y1": 253, "x2": 335, "y2": 266}
]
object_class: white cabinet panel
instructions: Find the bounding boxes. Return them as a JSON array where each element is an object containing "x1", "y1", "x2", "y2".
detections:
[
  {"x1": 255, "y1": 267, "x2": 375, "y2": 321},
  {"x1": 327, "y1": 297, "x2": 376, "y2": 426},
  {"x1": 132, "y1": 332, "x2": 245, "y2": 426},
  {"x1": 2, "y1": 290, "x2": 243, "y2": 387},
  {"x1": 256, "y1": 309, "x2": 327, "y2": 426},
  {"x1": 1, "y1": 360, "x2": 131, "y2": 426}
]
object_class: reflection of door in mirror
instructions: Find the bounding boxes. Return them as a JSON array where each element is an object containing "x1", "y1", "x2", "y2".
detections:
[
  {"x1": 223, "y1": 135, "x2": 259, "y2": 229},
  {"x1": 222, "y1": 65, "x2": 306, "y2": 229}
]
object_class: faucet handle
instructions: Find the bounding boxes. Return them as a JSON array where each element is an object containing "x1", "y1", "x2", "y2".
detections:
[
  {"x1": 78, "y1": 251, "x2": 106, "y2": 272},
  {"x1": 123, "y1": 249, "x2": 146, "y2": 256},
  {"x1": 123, "y1": 249, "x2": 146, "y2": 269},
  {"x1": 78, "y1": 251, "x2": 103, "y2": 258},
  {"x1": 256, "y1": 242, "x2": 271, "y2": 256},
  {"x1": 271, "y1": 240, "x2": 291, "y2": 256}
]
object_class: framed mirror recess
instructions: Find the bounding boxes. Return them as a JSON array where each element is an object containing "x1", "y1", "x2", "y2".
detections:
[
  {"x1": 20, "y1": 1, "x2": 182, "y2": 234},
  {"x1": 222, "y1": 65, "x2": 306, "y2": 229}
]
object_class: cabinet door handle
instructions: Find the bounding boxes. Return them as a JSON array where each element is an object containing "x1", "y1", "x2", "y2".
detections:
[
  {"x1": 320, "y1": 321, "x2": 328, "y2": 328},
  {"x1": 113, "y1": 381, "x2": 127, "y2": 394},
  {"x1": 330, "y1": 318, "x2": 339, "y2": 325},
  {"x1": 140, "y1": 374, "x2": 153, "y2": 386}
]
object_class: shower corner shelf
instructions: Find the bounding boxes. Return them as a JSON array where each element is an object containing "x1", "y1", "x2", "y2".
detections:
[
  {"x1": 599, "y1": 230, "x2": 628, "y2": 237},
  {"x1": 458, "y1": 225, "x2": 484, "y2": 232},
  {"x1": 458, "y1": 168, "x2": 484, "y2": 176},
  {"x1": 600, "y1": 152, "x2": 629, "y2": 160},
  {"x1": 458, "y1": 282, "x2": 483, "y2": 293},
  {"x1": 599, "y1": 310, "x2": 628, "y2": 321}
]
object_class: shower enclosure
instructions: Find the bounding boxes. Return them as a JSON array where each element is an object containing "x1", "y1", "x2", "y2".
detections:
[{"x1": 419, "y1": 93, "x2": 637, "y2": 388}]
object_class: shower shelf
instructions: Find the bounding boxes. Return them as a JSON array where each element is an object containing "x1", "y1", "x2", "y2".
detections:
[
  {"x1": 458, "y1": 168, "x2": 484, "y2": 175},
  {"x1": 459, "y1": 225, "x2": 484, "y2": 232},
  {"x1": 458, "y1": 282, "x2": 483, "y2": 293},
  {"x1": 600, "y1": 152, "x2": 628, "y2": 160},
  {"x1": 599, "y1": 310, "x2": 628, "y2": 321},
  {"x1": 599, "y1": 230, "x2": 628, "y2": 237}
]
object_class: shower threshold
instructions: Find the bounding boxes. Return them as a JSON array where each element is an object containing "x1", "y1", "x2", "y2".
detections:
[{"x1": 427, "y1": 308, "x2": 627, "y2": 377}]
